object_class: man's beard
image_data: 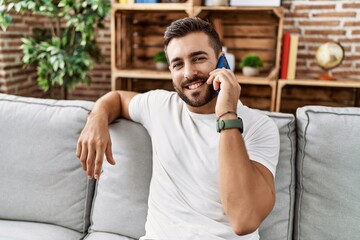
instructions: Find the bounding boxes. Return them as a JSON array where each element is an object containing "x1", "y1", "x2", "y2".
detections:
[{"x1": 173, "y1": 76, "x2": 217, "y2": 107}]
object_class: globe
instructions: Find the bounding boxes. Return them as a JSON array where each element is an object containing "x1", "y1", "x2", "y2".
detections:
[{"x1": 315, "y1": 42, "x2": 345, "y2": 80}]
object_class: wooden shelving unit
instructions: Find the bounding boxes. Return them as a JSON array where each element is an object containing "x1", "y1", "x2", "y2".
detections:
[
  {"x1": 275, "y1": 78, "x2": 360, "y2": 112},
  {"x1": 111, "y1": 1, "x2": 283, "y2": 111}
]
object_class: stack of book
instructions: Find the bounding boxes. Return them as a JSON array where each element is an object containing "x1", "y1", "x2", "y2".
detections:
[
  {"x1": 280, "y1": 33, "x2": 299, "y2": 80},
  {"x1": 230, "y1": 0, "x2": 281, "y2": 7},
  {"x1": 135, "y1": 0, "x2": 159, "y2": 3}
]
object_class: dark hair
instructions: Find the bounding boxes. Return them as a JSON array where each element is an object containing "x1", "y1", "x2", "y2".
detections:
[{"x1": 164, "y1": 17, "x2": 222, "y2": 56}]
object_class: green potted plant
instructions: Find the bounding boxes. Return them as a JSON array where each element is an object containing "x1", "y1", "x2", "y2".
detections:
[
  {"x1": 0, "y1": 0, "x2": 110, "y2": 99},
  {"x1": 153, "y1": 51, "x2": 168, "y2": 71},
  {"x1": 240, "y1": 53, "x2": 264, "y2": 76}
]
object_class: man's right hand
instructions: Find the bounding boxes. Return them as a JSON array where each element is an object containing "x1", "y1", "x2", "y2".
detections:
[
  {"x1": 76, "y1": 90, "x2": 137, "y2": 179},
  {"x1": 76, "y1": 112, "x2": 116, "y2": 180}
]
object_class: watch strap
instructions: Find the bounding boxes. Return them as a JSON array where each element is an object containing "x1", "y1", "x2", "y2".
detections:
[{"x1": 216, "y1": 117, "x2": 244, "y2": 133}]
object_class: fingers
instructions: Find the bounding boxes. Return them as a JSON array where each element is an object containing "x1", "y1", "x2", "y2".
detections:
[
  {"x1": 86, "y1": 144, "x2": 96, "y2": 179},
  {"x1": 76, "y1": 137, "x2": 109, "y2": 180},
  {"x1": 208, "y1": 68, "x2": 237, "y2": 91},
  {"x1": 79, "y1": 143, "x2": 89, "y2": 171},
  {"x1": 76, "y1": 141, "x2": 82, "y2": 159},
  {"x1": 105, "y1": 143, "x2": 116, "y2": 165},
  {"x1": 93, "y1": 147, "x2": 104, "y2": 180},
  {"x1": 92, "y1": 142, "x2": 116, "y2": 179}
]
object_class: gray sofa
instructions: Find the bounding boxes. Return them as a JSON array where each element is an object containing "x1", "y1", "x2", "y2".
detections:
[{"x1": 0, "y1": 93, "x2": 359, "y2": 240}]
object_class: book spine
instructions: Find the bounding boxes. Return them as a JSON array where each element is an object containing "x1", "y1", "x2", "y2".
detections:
[
  {"x1": 287, "y1": 34, "x2": 299, "y2": 80},
  {"x1": 280, "y1": 33, "x2": 291, "y2": 80},
  {"x1": 229, "y1": 0, "x2": 281, "y2": 7}
]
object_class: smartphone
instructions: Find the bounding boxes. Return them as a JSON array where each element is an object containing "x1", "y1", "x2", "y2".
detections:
[
  {"x1": 216, "y1": 55, "x2": 231, "y2": 70},
  {"x1": 215, "y1": 55, "x2": 231, "y2": 93}
]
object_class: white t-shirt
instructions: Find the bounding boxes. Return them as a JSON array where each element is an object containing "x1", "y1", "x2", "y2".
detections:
[{"x1": 129, "y1": 90, "x2": 279, "y2": 240}]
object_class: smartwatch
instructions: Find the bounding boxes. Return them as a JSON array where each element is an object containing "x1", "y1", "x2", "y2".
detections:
[{"x1": 216, "y1": 117, "x2": 244, "y2": 133}]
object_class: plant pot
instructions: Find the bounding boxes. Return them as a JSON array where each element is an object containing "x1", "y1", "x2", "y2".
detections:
[
  {"x1": 155, "y1": 62, "x2": 169, "y2": 71},
  {"x1": 204, "y1": 0, "x2": 227, "y2": 6},
  {"x1": 242, "y1": 66, "x2": 260, "y2": 76}
]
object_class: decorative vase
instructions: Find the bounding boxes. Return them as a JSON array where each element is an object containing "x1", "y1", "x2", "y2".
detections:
[
  {"x1": 204, "y1": 0, "x2": 227, "y2": 6},
  {"x1": 222, "y1": 47, "x2": 235, "y2": 72},
  {"x1": 155, "y1": 62, "x2": 169, "y2": 71},
  {"x1": 242, "y1": 66, "x2": 260, "y2": 76}
]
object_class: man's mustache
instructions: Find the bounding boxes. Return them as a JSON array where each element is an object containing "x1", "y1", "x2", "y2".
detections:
[{"x1": 181, "y1": 76, "x2": 208, "y2": 88}]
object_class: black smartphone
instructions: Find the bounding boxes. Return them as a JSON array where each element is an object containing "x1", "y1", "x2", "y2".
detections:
[{"x1": 215, "y1": 55, "x2": 230, "y2": 93}]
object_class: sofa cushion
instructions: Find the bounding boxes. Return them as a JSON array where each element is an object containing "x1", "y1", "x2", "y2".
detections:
[
  {"x1": 89, "y1": 119, "x2": 152, "y2": 239},
  {"x1": 0, "y1": 94, "x2": 95, "y2": 233},
  {"x1": 84, "y1": 232, "x2": 135, "y2": 240},
  {"x1": 295, "y1": 106, "x2": 360, "y2": 239},
  {"x1": 258, "y1": 111, "x2": 296, "y2": 240},
  {"x1": 0, "y1": 219, "x2": 85, "y2": 240}
]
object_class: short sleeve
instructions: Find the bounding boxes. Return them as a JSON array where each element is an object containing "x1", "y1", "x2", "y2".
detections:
[
  {"x1": 129, "y1": 90, "x2": 172, "y2": 134},
  {"x1": 244, "y1": 115, "x2": 280, "y2": 177}
]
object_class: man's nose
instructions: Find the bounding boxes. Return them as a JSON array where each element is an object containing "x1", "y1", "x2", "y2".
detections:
[{"x1": 184, "y1": 63, "x2": 198, "y2": 79}]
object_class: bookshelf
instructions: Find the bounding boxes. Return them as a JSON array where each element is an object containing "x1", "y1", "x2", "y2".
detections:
[{"x1": 111, "y1": 1, "x2": 284, "y2": 111}]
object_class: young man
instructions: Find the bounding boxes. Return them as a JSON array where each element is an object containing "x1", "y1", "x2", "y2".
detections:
[{"x1": 77, "y1": 17, "x2": 279, "y2": 239}]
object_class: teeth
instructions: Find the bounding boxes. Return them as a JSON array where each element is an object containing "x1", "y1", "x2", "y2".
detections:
[{"x1": 188, "y1": 82, "x2": 203, "y2": 90}]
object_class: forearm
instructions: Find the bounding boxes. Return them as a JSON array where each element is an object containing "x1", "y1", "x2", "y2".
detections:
[
  {"x1": 90, "y1": 90, "x2": 122, "y2": 124},
  {"x1": 77, "y1": 90, "x2": 137, "y2": 179},
  {"x1": 219, "y1": 129, "x2": 275, "y2": 235}
]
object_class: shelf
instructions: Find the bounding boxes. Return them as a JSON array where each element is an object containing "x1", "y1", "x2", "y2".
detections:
[
  {"x1": 111, "y1": 5, "x2": 283, "y2": 111},
  {"x1": 112, "y1": 69, "x2": 171, "y2": 80},
  {"x1": 112, "y1": 3, "x2": 283, "y2": 16},
  {"x1": 275, "y1": 78, "x2": 360, "y2": 112},
  {"x1": 112, "y1": 69, "x2": 276, "y2": 84},
  {"x1": 112, "y1": 3, "x2": 282, "y2": 10},
  {"x1": 278, "y1": 79, "x2": 360, "y2": 88}
]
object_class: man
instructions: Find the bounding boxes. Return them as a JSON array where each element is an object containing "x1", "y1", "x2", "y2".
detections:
[{"x1": 77, "y1": 17, "x2": 279, "y2": 239}]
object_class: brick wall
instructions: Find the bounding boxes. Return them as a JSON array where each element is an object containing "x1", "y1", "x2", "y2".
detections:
[
  {"x1": 283, "y1": 0, "x2": 360, "y2": 80},
  {"x1": 0, "y1": 0, "x2": 359, "y2": 101},
  {"x1": 0, "y1": 12, "x2": 111, "y2": 100},
  {"x1": 0, "y1": 13, "x2": 45, "y2": 97}
]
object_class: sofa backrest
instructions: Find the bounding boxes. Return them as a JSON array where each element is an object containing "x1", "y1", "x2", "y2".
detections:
[
  {"x1": 0, "y1": 93, "x2": 94, "y2": 233},
  {"x1": 89, "y1": 120, "x2": 152, "y2": 239},
  {"x1": 259, "y1": 111, "x2": 296, "y2": 240},
  {"x1": 294, "y1": 106, "x2": 360, "y2": 240}
]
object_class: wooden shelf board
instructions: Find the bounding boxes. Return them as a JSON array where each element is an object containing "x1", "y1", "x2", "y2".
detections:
[
  {"x1": 112, "y1": 69, "x2": 276, "y2": 85},
  {"x1": 112, "y1": 3, "x2": 282, "y2": 12},
  {"x1": 113, "y1": 69, "x2": 171, "y2": 79},
  {"x1": 279, "y1": 79, "x2": 360, "y2": 88},
  {"x1": 237, "y1": 74, "x2": 276, "y2": 85},
  {"x1": 197, "y1": 6, "x2": 282, "y2": 11}
]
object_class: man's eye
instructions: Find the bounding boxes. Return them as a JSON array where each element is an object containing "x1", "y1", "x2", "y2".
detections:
[
  {"x1": 172, "y1": 63, "x2": 183, "y2": 69},
  {"x1": 194, "y1": 57, "x2": 205, "y2": 62}
]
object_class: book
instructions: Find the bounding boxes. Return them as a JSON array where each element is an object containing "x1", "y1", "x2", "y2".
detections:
[
  {"x1": 136, "y1": 0, "x2": 159, "y2": 3},
  {"x1": 280, "y1": 33, "x2": 291, "y2": 80},
  {"x1": 230, "y1": 0, "x2": 281, "y2": 7},
  {"x1": 287, "y1": 34, "x2": 299, "y2": 80}
]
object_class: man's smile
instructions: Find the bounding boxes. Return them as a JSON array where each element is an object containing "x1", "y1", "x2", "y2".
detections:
[{"x1": 186, "y1": 80, "x2": 206, "y2": 90}]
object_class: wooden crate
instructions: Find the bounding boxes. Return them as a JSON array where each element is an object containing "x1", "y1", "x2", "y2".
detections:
[
  {"x1": 198, "y1": 8, "x2": 283, "y2": 77},
  {"x1": 111, "y1": 5, "x2": 283, "y2": 111},
  {"x1": 113, "y1": 7, "x2": 283, "y2": 76},
  {"x1": 114, "y1": 11, "x2": 188, "y2": 70}
]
